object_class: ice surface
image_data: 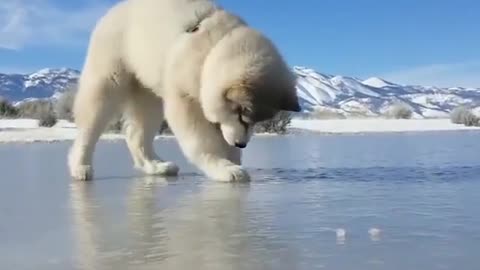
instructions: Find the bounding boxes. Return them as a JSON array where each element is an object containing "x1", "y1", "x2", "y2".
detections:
[{"x1": 1, "y1": 132, "x2": 480, "y2": 270}]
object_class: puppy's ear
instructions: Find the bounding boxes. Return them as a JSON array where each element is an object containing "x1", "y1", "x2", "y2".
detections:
[{"x1": 279, "y1": 94, "x2": 301, "y2": 112}]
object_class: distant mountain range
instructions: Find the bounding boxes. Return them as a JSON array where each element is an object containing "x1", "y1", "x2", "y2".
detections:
[
  {"x1": 1, "y1": 67, "x2": 479, "y2": 118},
  {"x1": 0, "y1": 68, "x2": 79, "y2": 102},
  {"x1": 295, "y1": 67, "x2": 480, "y2": 118}
]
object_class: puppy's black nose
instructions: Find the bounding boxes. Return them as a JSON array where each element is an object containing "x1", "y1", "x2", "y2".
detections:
[{"x1": 235, "y1": 142, "x2": 247, "y2": 149}]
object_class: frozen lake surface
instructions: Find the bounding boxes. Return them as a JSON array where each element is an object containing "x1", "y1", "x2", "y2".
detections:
[{"x1": 1, "y1": 131, "x2": 480, "y2": 270}]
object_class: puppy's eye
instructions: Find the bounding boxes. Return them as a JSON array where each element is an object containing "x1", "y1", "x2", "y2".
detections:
[
  {"x1": 240, "y1": 107, "x2": 253, "y2": 117},
  {"x1": 237, "y1": 113, "x2": 248, "y2": 126},
  {"x1": 239, "y1": 113, "x2": 252, "y2": 125},
  {"x1": 186, "y1": 24, "x2": 199, "y2": 33}
]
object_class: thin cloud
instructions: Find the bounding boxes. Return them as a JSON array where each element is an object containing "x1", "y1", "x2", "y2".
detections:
[
  {"x1": 0, "y1": 63, "x2": 59, "y2": 74},
  {"x1": 381, "y1": 61, "x2": 480, "y2": 88},
  {"x1": 0, "y1": 0, "x2": 110, "y2": 50}
]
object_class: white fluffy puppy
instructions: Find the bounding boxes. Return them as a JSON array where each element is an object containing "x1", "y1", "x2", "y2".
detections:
[{"x1": 68, "y1": 0, "x2": 300, "y2": 182}]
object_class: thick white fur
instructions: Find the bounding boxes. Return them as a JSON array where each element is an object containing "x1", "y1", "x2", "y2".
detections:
[{"x1": 68, "y1": 0, "x2": 299, "y2": 182}]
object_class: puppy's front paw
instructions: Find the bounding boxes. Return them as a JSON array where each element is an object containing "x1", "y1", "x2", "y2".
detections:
[
  {"x1": 141, "y1": 161, "x2": 179, "y2": 176},
  {"x1": 211, "y1": 165, "x2": 251, "y2": 182},
  {"x1": 70, "y1": 165, "x2": 93, "y2": 181}
]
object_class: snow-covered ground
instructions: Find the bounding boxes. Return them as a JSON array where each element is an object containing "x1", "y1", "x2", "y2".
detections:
[
  {"x1": 0, "y1": 119, "x2": 125, "y2": 143},
  {"x1": 290, "y1": 118, "x2": 480, "y2": 134},
  {"x1": 0, "y1": 118, "x2": 479, "y2": 143}
]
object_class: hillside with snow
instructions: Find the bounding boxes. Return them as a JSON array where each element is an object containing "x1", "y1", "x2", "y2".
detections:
[
  {"x1": 1, "y1": 67, "x2": 479, "y2": 118},
  {"x1": 295, "y1": 66, "x2": 480, "y2": 118}
]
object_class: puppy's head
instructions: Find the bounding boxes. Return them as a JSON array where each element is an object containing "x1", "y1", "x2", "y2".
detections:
[
  {"x1": 220, "y1": 81, "x2": 300, "y2": 148},
  {"x1": 200, "y1": 26, "x2": 301, "y2": 148}
]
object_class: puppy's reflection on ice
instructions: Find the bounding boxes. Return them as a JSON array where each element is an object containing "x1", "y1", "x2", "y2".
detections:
[
  {"x1": 69, "y1": 181, "x2": 99, "y2": 270},
  {"x1": 69, "y1": 176, "x2": 297, "y2": 270},
  {"x1": 158, "y1": 181, "x2": 253, "y2": 269},
  {"x1": 125, "y1": 176, "x2": 171, "y2": 265},
  {"x1": 69, "y1": 175, "x2": 171, "y2": 269}
]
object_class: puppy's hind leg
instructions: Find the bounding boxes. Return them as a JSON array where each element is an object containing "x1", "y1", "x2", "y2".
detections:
[
  {"x1": 123, "y1": 86, "x2": 179, "y2": 176},
  {"x1": 164, "y1": 94, "x2": 250, "y2": 182},
  {"x1": 68, "y1": 74, "x2": 125, "y2": 181}
]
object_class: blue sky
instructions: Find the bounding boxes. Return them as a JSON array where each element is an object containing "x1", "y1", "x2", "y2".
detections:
[{"x1": 1, "y1": 0, "x2": 479, "y2": 87}]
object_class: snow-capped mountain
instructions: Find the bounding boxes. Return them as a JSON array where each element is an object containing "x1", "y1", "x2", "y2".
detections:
[
  {"x1": 1, "y1": 67, "x2": 479, "y2": 118},
  {"x1": 0, "y1": 68, "x2": 79, "y2": 102},
  {"x1": 294, "y1": 66, "x2": 480, "y2": 118}
]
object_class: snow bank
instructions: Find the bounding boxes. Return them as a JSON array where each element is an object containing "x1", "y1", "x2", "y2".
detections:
[
  {"x1": 0, "y1": 119, "x2": 125, "y2": 143},
  {"x1": 290, "y1": 118, "x2": 480, "y2": 134},
  {"x1": 1, "y1": 118, "x2": 479, "y2": 143}
]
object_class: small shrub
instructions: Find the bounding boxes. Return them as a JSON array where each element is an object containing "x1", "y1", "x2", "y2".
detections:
[
  {"x1": 55, "y1": 84, "x2": 77, "y2": 121},
  {"x1": 254, "y1": 111, "x2": 293, "y2": 134},
  {"x1": 450, "y1": 106, "x2": 479, "y2": 126},
  {"x1": 38, "y1": 111, "x2": 58, "y2": 127},
  {"x1": 310, "y1": 108, "x2": 346, "y2": 119},
  {"x1": 0, "y1": 98, "x2": 19, "y2": 118},
  {"x1": 17, "y1": 99, "x2": 54, "y2": 119},
  {"x1": 385, "y1": 103, "x2": 413, "y2": 119}
]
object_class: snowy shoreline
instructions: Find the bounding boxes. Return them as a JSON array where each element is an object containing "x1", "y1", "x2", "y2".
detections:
[
  {"x1": 290, "y1": 118, "x2": 480, "y2": 134},
  {"x1": 0, "y1": 118, "x2": 479, "y2": 144}
]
